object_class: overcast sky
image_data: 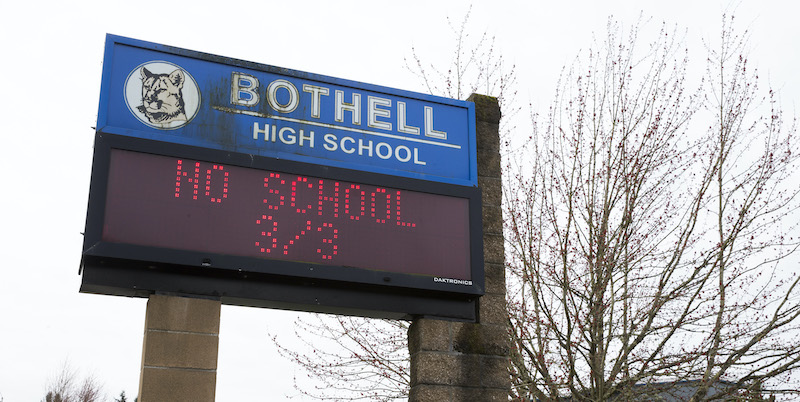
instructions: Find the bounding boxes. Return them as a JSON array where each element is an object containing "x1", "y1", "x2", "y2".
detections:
[{"x1": 1, "y1": 1, "x2": 798, "y2": 401}]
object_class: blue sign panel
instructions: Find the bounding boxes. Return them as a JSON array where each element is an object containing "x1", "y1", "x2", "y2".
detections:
[{"x1": 96, "y1": 35, "x2": 477, "y2": 186}]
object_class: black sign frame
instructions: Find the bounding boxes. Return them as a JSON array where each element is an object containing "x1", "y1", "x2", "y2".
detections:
[{"x1": 80, "y1": 133, "x2": 484, "y2": 321}]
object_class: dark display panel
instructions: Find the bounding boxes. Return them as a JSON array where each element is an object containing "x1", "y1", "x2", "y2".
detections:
[{"x1": 102, "y1": 149, "x2": 471, "y2": 280}]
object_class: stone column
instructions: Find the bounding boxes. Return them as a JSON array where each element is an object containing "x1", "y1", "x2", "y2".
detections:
[
  {"x1": 408, "y1": 94, "x2": 509, "y2": 401},
  {"x1": 138, "y1": 294, "x2": 221, "y2": 402}
]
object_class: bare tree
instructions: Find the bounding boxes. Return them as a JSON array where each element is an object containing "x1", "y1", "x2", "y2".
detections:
[
  {"x1": 273, "y1": 317, "x2": 410, "y2": 401},
  {"x1": 405, "y1": 5, "x2": 518, "y2": 122},
  {"x1": 505, "y1": 14, "x2": 800, "y2": 401},
  {"x1": 274, "y1": 9, "x2": 799, "y2": 402},
  {"x1": 42, "y1": 362, "x2": 105, "y2": 402}
]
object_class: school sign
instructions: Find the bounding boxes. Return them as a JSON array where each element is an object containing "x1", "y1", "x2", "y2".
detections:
[
  {"x1": 97, "y1": 35, "x2": 477, "y2": 186},
  {"x1": 81, "y1": 35, "x2": 483, "y2": 321}
]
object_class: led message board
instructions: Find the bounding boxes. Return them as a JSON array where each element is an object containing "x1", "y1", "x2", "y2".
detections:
[{"x1": 103, "y1": 148, "x2": 471, "y2": 280}]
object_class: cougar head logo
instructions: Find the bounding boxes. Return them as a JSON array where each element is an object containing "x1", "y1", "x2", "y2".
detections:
[
  {"x1": 125, "y1": 61, "x2": 200, "y2": 129},
  {"x1": 137, "y1": 67, "x2": 187, "y2": 124}
]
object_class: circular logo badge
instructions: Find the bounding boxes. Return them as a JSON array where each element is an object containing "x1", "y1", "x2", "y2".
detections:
[{"x1": 124, "y1": 61, "x2": 201, "y2": 130}]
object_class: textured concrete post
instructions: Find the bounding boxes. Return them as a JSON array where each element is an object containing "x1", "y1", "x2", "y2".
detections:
[
  {"x1": 138, "y1": 294, "x2": 221, "y2": 402},
  {"x1": 408, "y1": 94, "x2": 509, "y2": 401}
]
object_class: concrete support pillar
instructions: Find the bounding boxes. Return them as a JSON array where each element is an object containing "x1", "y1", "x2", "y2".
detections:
[
  {"x1": 408, "y1": 94, "x2": 509, "y2": 401},
  {"x1": 138, "y1": 294, "x2": 221, "y2": 402}
]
